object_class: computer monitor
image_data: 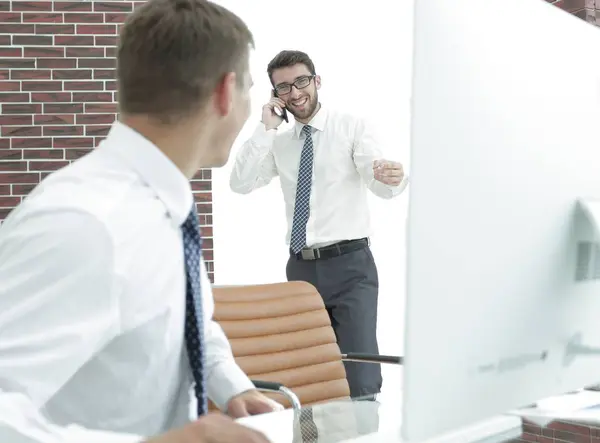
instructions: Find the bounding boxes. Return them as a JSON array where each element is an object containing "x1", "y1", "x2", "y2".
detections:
[{"x1": 403, "y1": 0, "x2": 600, "y2": 441}]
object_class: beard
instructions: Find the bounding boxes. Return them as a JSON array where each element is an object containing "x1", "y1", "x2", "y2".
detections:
[{"x1": 287, "y1": 91, "x2": 319, "y2": 120}]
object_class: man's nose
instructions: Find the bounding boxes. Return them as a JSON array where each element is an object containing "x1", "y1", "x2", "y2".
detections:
[{"x1": 290, "y1": 86, "x2": 302, "y2": 99}]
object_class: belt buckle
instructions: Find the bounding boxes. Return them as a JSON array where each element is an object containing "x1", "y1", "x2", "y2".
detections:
[{"x1": 300, "y1": 248, "x2": 320, "y2": 260}]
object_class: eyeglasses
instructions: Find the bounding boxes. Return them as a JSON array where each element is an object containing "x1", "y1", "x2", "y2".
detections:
[{"x1": 274, "y1": 75, "x2": 316, "y2": 96}]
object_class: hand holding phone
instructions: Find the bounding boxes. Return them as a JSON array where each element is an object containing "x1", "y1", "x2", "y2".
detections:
[{"x1": 261, "y1": 91, "x2": 287, "y2": 130}]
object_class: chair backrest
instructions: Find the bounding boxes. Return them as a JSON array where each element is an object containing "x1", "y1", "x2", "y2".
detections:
[{"x1": 212, "y1": 281, "x2": 350, "y2": 408}]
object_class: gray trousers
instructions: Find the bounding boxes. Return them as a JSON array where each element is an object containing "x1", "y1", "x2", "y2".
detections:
[{"x1": 286, "y1": 245, "x2": 382, "y2": 398}]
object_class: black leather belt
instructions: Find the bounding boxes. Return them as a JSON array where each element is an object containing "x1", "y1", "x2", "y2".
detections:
[{"x1": 291, "y1": 238, "x2": 369, "y2": 261}]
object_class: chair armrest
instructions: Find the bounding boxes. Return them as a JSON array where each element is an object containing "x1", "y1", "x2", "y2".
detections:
[
  {"x1": 342, "y1": 353, "x2": 403, "y2": 365},
  {"x1": 251, "y1": 379, "x2": 302, "y2": 410}
]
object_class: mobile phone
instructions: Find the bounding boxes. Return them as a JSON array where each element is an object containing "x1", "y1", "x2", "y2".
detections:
[{"x1": 272, "y1": 89, "x2": 288, "y2": 123}]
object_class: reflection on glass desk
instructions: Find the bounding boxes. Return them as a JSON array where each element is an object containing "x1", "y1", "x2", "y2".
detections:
[{"x1": 236, "y1": 396, "x2": 522, "y2": 443}]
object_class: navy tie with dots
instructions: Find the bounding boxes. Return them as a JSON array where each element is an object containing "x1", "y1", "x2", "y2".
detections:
[
  {"x1": 182, "y1": 206, "x2": 208, "y2": 417},
  {"x1": 290, "y1": 125, "x2": 314, "y2": 254}
]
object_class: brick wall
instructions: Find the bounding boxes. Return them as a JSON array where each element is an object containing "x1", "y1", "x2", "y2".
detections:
[
  {"x1": 0, "y1": 0, "x2": 214, "y2": 281},
  {"x1": 546, "y1": 0, "x2": 588, "y2": 18}
]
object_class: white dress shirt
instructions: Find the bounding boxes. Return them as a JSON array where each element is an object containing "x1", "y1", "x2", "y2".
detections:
[
  {"x1": 230, "y1": 105, "x2": 408, "y2": 248},
  {"x1": 0, "y1": 121, "x2": 254, "y2": 443}
]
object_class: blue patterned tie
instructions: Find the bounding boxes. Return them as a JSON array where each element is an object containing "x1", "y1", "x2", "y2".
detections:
[
  {"x1": 290, "y1": 125, "x2": 314, "y2": 253},
  {"x1": 182, "y1": 206, "x2": 208, "y2": 417}
]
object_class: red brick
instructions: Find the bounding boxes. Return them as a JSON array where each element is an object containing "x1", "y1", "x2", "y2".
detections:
[
  {"x1": 44, "y1": 103, "x2": 83, "y2": 113},
  {"x1": 2, "y1": 104, "x2": 41, "y2": 114},
  {"x1": 0, "y1": 13, "x2": 22, "y2": 23},
  {"x1": 94, "y1": 36, "x2": 117, "y2": 46},
  {"x1": 64, "y1": 81, "x2": 104, "y2": 91},
  {"x1": 0, "y1": 173, "x2": 40, "y2": 184},
  {"x1": 93, "y1": 69, "x2": 116, "y2": 80},
  {"x1": 37, "y1": 58, "x2": 77, "y2": 69},
  {"x1": 1, "y1": 126, "x2": 41, "y2": 137},
  {"x1": 192, "y1": 181, "x2": 212, "y2": 192},
  {"x1": 11, "y1": 138, "x2": 51, "y2": 149},
  {"x1": 105, "y1": 13, "x2": 129, "y2": 23},
  {"x1": 53, "y1": 137, "x2": 95, "y2": 148},
  {"x1": 53, "y1": 69, "x2": 93, "y2": 80},
  {"x1": 93, "y1": 2, "x2": 134, "y2": 12},
  {"x1": 43, "y1": 125, "x2": 84, "y2": 136},
  {"x1": 53, "y1": 2, "x2": 92, "y2": 12},
  {"x1": 84, "y1": 103, "x2": 117, "y2": 113},
  {"x1": 28, "y1": 161, "x2": 70, "y2": 171},
  {"x1": 0, "y1": 185, "x2": 10, "y2": 195},
  {"x1": 12, "y1": 35, "x2": 53, "y2": 45},
  {"x1": 0, "y1": 150, "x2": 23, "y2": 160},
  {"x1": 12, "y1": 1, "x2": 51, "y2": 11},
  {"x1": 54, "y1": 35, "x2": 94, "y2": 46},
  {"x1": 34, "y1": 114, "x2": 75, "y2": 125},
  {"x1": 23, "y1": 47, "x2": 65, "y2": 58},
  {"x1": 0, "y1": 48, "x2": 23, "y2": 57},
  {"x1": 11, "y1": 69, "x2": 51, "y2": 80},
  {"x1": 0, "y1": 115, "x2": 32, "y2": 126},
  {"x1": 76, "y1": 113, "x2": 116, "y2": 125},
  {"x1": 78, "y1": 58, "x2": 116, "y2": 69},
  {"x1": 63, "y1": 13, "x2": 104, "y2": 24},
  {"x1": 0, "y1": 197, "x2": 22, "y2": 207},
  {"x1": 65, "y1": 47, "x2": 104, "y2": 58},
  {"x1": 22, "y1": 81, "x2": 63, "y2": 92},
  {"x1": 0, "y1": 82, "x2": 21, "y2": 92},
  {"x1": 22, "y1": 13, "x2": 63, "y2": 23},
  {"x1": 0, "y1": 24, "x2": 35, "y2": 34},
  {"x1": 31, "y1": 92, "x2": 72, "y2": 103},
  {"x1": 0, "y1": 93, "x2": 29, "y2": 103},
  {"x1": 11, "y1": 184, "x2": 36, "y2": 195},
  {"x1": 23, "y1": 149, "x2": 64, "y2": 160},
  {"x1": 0, "y1": 161, "x2": 27, "y2": 172},
  {"x1": 35, "y1": 24, "x2": 75, "y2": 35},
  {"x1": 77, "y1": 24, "x2": 117, "y2": 35},
  {"x1": 72, "y1": 92, "x2": 112, "y2": 102},
  {"x1": 0, "y1": 59, "x2": 36, "y2": 69}
]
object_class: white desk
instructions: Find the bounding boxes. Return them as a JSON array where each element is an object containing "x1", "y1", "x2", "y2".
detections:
[{"x1": 236, "y1": 397, "x2": 522, "y2": 443}]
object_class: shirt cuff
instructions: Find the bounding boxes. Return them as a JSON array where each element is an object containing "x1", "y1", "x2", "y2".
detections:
[
  {"x1": 390, "y1": 174, "x2": 409, "y2": 196},
  {"x1": 207, "y1": 361, "x2": 255, "y2": 411}
]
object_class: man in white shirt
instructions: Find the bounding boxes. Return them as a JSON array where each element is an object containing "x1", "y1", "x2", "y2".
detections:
[
  {"x1": 0, "y1": 1, "x2": 279, "y2": 442},
  {"x1": 230, "y1": 50, "x2": 408, "y2": 399}
]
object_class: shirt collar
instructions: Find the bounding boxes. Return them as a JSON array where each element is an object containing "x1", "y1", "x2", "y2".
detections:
[
  {"x1": 101, "y1": 120, "x2": 193, "y2": 226},
  {"x1": 293, "y1": 104, "x2": 328, "y2": 138}
]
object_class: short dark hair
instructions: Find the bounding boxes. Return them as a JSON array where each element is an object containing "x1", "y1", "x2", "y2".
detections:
[
  {"x1": 267, "y1": 50, "x2": 316, "y2": 84},
  {"x1": 117, "y1": 0, "x2": 254, "y2": 124}
]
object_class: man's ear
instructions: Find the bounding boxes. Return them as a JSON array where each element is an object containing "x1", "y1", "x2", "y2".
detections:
[
  {"x1": 315, "y1": 75, "x2": 322, "y2": 90},
  {"x1": 213, "y1": 72, "x2": 236, "y2": 117}
]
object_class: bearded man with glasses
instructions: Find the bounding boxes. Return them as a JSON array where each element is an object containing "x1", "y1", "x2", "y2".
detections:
[{"x1": 230, "y1": 49, "x2": 408, "y2": 400}]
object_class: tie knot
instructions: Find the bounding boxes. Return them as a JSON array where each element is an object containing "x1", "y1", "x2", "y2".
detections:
[
  {"x1": 302, "y1": 125, "x2": 312, "y2": 136},
  {"x1": 183, "y1": 206, "x2": 200, "y2": 230}
]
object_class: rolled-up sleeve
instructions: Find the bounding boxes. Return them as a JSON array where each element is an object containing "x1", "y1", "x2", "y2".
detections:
[{"x1": 352, "y1": 117, "x2": 409, "y2": 199}]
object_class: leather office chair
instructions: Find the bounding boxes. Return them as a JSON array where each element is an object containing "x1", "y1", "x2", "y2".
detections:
[{"x1": 211, "y1": 281, "x2": 402, "y2": 411}]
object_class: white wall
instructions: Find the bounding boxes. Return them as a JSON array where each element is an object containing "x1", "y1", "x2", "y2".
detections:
[{"x1": 212, "y1": 0, "x2": 414, "y2": 393}]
